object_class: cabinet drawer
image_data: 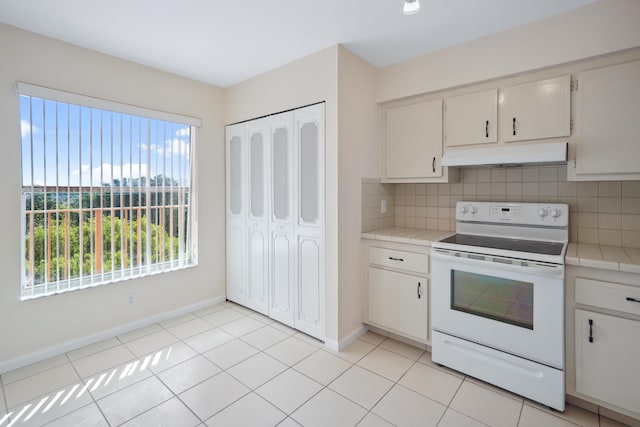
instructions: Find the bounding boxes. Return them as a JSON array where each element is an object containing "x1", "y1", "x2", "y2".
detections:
[
  {"x1": 576, "y1": 278, "x2": 640, "y2": 316},
  {"x1": 369, "y1": 247, "x2": 429, "y2": 274}
]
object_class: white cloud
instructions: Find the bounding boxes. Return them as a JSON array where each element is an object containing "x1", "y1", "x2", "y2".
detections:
[
  {"x1": 156, "y1": 138, "x2": 190, "y2": 157},
  {"x1": 175, "y1": 127, "x2": 190, "y2": 137},
  {"x1": 21, "y1": 120, "x2": 41, "y2": 138},
  {"x1": 72, "y1": 163, "x2": 148, "y2": 185}
]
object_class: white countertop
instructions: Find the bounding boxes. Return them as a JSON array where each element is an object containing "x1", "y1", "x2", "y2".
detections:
[
  {"x1": 361, "y1": 227, "x2": 453, "y2": 247},
  {"x1": 362, "y1": 228, "x2": 640, "y2": 274},
  {"x1": 565, "y1": 243, "x2": 640, "y2": 274}
]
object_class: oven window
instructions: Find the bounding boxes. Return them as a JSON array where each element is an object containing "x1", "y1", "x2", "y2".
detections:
[{"x1": 451, "y1": 270, "x2": 533, "y2": 329}]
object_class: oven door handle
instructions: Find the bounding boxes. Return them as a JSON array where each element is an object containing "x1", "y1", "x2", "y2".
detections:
[{"x1": 432, "y1": 249, "x2": 564, "y2": 277}]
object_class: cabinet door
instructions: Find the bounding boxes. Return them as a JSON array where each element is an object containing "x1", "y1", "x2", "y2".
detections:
[
  {"x1": 226, "y1": 217, "x2": 246, "y2": 305},
  {"x1": 446, "y1": 89, "x2": 497, "y2": 146},
  {"x1": 575, "y1": 60, "x2": 640, "y2": 175},
  {"x1": 501, "y1": 75, "x2": 571, "y2": 142},
  {"x1": 226, "y1": 124, "x2": 246, "y2": 219},
  {"x1": 575, "y1": 309, "x2": 640, "y2": 413},
  {"x1": 368, "y1": 267, "x2": 428, "y2": 342},
  {"x1": 246, "y1": 221, "x2": 269, "y2": 315},
  {"x1": 296, "y1": 234, "x2": 323, "y2": 339},
  {"x1": 385, "y1": 99, "x2": 443, "y2": 179}
]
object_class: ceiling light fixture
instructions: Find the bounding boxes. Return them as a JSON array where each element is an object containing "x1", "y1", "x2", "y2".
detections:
[{"x1": 403, "y1": 0, "x2": 420, "y2": 15}]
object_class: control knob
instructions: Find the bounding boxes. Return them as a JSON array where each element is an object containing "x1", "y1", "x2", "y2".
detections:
[
  {"x1": 538, "y1": 208, "x2": 548, "y2": 217},
  {"x1": 550, "y1": 209, "x2": 561, "y2": 218},
  {"x1": 460, "y1": 206, "x2": 468, "y2": 214},
  {"x1": 469, "y1": 206, "x2": 478, "y2": 214}
]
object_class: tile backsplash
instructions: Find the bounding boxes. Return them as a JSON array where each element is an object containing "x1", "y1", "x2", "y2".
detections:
[{"x1": 362, "y1": 166, "x2": 640, "y2": 248}]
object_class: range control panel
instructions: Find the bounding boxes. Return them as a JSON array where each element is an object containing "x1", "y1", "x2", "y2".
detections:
[{"x1": 456, "y1": 202, "x2": 569, "y2": 226}]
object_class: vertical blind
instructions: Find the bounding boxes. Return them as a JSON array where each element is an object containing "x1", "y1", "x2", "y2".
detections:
[{"x1": 18, "y1": 83, "x2": 199, "y2": 299}]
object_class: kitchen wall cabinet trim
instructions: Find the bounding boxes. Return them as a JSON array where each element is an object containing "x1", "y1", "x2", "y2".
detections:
[{"x1": 225, "y1": 103, "x2": 325, "y2": 340}]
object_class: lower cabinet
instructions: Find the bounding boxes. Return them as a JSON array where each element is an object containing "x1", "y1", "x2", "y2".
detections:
[
  {"x1": 369, "y1": 267, "x2": 428, "y2": 342},
  {"x1": 366, "y1": 243, "x2": 430, "y2": 344},
  {"x1": 575, "y1": 310, "x2": 640, "y2": 414},
  {"x1": 570, "y1": 274, "x2": 640, "y2": 418}
]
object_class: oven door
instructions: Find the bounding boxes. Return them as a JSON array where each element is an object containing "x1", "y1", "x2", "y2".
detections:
[{"x1": 431, "y1": 248, "x2": 564, "y2": 369}]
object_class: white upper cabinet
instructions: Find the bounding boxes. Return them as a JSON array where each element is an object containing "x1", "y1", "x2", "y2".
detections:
[
  {"x1": 500, "y1": 75, "x2": 571, "y2": 142},
  {"x1": 446, "y1": 89, "x2": 497, "y2": 146},
  {"x1": 384, "y1": 99, "x2": 444, "y2": 180},
  {"x1": 572, "y1": 60, "x2": 640, "y2": 179}
]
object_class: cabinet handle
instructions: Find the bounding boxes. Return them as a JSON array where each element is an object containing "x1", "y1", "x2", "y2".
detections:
[
  {"x1": 626, "y1": 297, "x2": 640, "y2": 303},
  {"x1": 485, "y1": 120, "x2": 489, "y2": 138},
  {"x1": 388, "y1": 256, "x2": 404, "y2": 262},
  {"x1": 417, "y1": 282, "x2": 421, "y2": 299},
  {"x1": 432, "y1": 157, "x2": 436, "y2": 173},
  {"x1": 512, "y1": 117, "x2": 517, "y2": 136},
  {"x1": 588, "y1": 319, "x2": 594, "y2": 343}
]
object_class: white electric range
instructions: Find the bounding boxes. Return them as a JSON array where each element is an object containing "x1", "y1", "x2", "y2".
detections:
[{"x1": 431, "y1": 201, "x2": 568, "y2": 411}]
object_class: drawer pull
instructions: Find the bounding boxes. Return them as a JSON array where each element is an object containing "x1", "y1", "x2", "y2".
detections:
[
  {"x1": 626, "y1": 297, "x2": 640, "y2": 303},
  {"x1": 388, "y1": 257, "x2": 404, "y2": 262},
  {"x1": 417, "y1": 282, "x2": 422, "y2": 299},
  {"x1": 485, "y1": 120, "x2": 489, "y2": 138},
  {"x1": 512, "y1": 117, "x2": 517, "y2": 136},
  {"x1": 588, "y1": 319, "x2": 594, "y2": 343}
]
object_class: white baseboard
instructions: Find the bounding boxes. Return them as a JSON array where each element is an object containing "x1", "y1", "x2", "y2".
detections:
[
  {"x1": 0, "y1": 296, "x2": 226, "y2": 374},
  {"x1": 324, "y1": 323, "x2": 368, "y2": 352}
]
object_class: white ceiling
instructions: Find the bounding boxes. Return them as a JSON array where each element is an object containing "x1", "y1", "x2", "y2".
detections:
[{"x1": 0, "y1": 0, "x2": 598, "y2": 88}]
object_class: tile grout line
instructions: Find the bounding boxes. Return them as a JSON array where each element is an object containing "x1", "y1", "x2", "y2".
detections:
[{"x1": 61, "y1": 352, "x2": 112, "y2": 427}]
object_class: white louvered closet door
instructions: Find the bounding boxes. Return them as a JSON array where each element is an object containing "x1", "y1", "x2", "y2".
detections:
[
  {"x1": 294, "y1": 104, "x2": 325, "y2": 340},
  {"x1": 269, "y1": 112, "x2": 296, "y2": 327},
  {"x1": 226, "y1": 124, "x2": 247, "y2": 305},
  {"x1": 246, "y1": 118, "x2": 270, "y2": 315}
]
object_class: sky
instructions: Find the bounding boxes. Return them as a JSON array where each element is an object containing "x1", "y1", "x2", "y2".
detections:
[{"x1": 20, "y1": 95, "x2": 192, "y2": 188}]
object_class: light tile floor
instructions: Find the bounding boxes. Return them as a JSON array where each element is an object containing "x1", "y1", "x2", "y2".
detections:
[{"x1": 0, "y1": 301, "x2": 633, "y2": 427}]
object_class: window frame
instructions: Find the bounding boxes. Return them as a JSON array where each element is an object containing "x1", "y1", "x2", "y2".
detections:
[{"x1": 18, "y1": 82, "x2": 200, "y2": 300}]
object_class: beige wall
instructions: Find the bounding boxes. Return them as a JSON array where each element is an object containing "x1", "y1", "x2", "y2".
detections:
[
  {"x1": 377, "y1": 0, "x2": 640, "y2": 102},
  {"x1": 0, "y1": 24, "x2": 226, "y2": 366},
  {"x1": 337, "y1": 47, "x2": 378, "y2": 340},
  {"x1": 224, "y1": 46, "x2": 342, "y2": 342}
]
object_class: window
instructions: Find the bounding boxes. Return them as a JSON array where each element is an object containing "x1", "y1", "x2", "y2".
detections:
[{"x1": 19, "y1": 83, "x2": 200, "y2": 299}]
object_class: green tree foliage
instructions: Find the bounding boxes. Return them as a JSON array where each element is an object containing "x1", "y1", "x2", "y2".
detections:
[{"x1": 25, "y1": 212, "x2": 180, "y2": 285}]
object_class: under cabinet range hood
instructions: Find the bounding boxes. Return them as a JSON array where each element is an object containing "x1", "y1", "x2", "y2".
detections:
[{"x1": 441, "y1": 141, "x2": 567, "y2": 167}]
